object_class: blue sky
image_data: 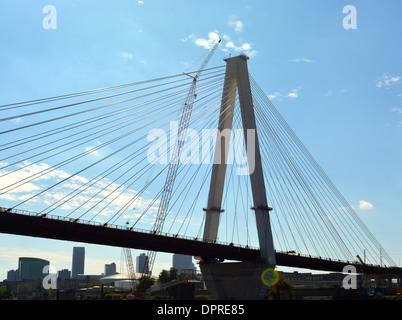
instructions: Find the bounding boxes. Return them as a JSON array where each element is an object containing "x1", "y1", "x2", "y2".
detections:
[{"x1": 1, "y1": 0, "x2": 402, "y2": 279}]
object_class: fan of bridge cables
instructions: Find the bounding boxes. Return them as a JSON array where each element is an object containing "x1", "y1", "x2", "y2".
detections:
[{"x1": 0, "y1": 65, "x2": 396, "y2": 268}]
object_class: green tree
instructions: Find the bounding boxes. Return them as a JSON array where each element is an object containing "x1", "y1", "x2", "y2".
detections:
[
  {"x1": 158, "y1": 268, "x2": 178, "y2": 284},
  {"x1": 33, "y1": 281, "x2": 43, "y2": 292},
  {"x1": 169, "y1": 268, "x2": 178, "y2": 281},
  {"x1": 158, "y1": 270, "x2": 170, "y2": 284},
  {"x1": 0, "y1": 284, "x2": 13, "y2": 300},
  {"x1": 136, "y1": 275, "x2": 155, "y2": 295},
  {"x1": 17, "y1": 284, "x2": 30, "y2": 293},
  {"x1": 156, "y1": 268, "x2": 180, "y2": 299},
  {"x1": 265, "y1": 273, "x2": 294, "y2": 300}
]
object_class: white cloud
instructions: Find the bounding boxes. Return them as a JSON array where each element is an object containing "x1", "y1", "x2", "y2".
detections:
[
  {"x1": 137, "y1": 0, "x2": 144, "y2": 4},
  {"x1": 121, "y1": 52, "x2": 134, "y2": 61},
  {"x1": 268, "y1": 92, "x2": 281, "y2": 101},
  {"x1": 391, "y1": 107, "x2": 402, "y2": 114},
  {"x1": 224, "y1": 38, "x2": 257, "y2": 58},
  {"x1": 287, "y1": 88, "x2": 300, "y2": 99},
  {"x1": 180, "y1": 34, "x2": 196, "y2": 42},
  {"x1": 226, "y1": 41, "x2": 236, "y2": 49},
  {"x1": 0, "y1": 162, "x2": 71, "y2": 195},
  {"x1": 0, "y1": 162, "x2": 158, "y2": 223},
  {"x1": 359, "y1": 200, "x2": 374, "y2": 210},
  {"x1": 323, "y1": 91, "x2": 333, "y2": 97},
  {"x1": 291, "y1": 58, "x2": 313, "y2": 63},
  {"x1": 227, "y1": 16, "x2": 244, "y2": 33},
  {"x1": 376, "y1": 73, "x2": 402, "y2": 88},
  {"x1": 194, "y1": 31, "x2": 221, "y2": 50},
  {"x1": 268, "y1": 88, "x2": 300, "y2": 101},
  {"x1": 85, "y1": 146, "x2": 99, "y2": 156},
  {"x1": 226, "y1": 41, "x2": 251, "y2": 52},
  {"x1": 180, "y1": 61, "x2": 192, "y2": 70},
  {"x1": 241, "y1": 43, "x2": 251, "y2": 51},
  {"x1": 287, "y1": 88, "x2": 299, "y2": 98},
  {"x1": 190, "y1": 31, "x2": 257, "y2": 58}
]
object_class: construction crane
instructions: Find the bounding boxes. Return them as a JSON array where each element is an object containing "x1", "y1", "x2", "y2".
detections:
[
  {"x1": 137, "y1": 39, "x2": 221, "y2": 298},
  {"x1": 122, "y1": 247, "x2": 137, "y2": 299},
  {"x1": 151, "y1": 38, "x2": 222, "y2": 238}
]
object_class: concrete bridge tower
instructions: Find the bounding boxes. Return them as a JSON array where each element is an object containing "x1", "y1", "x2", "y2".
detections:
[{"x1": 200, "y1": 55, "x2": 276, "y2": 300}]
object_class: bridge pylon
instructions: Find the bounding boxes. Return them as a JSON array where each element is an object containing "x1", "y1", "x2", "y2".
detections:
[{"x1": 200, "y1": 55, "x2": 276, "y2": 300}]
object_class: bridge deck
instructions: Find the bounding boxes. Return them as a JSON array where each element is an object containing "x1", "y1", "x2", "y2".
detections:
[{"x1": 0, "y1": 209, "x2": 400, "y2": 275}]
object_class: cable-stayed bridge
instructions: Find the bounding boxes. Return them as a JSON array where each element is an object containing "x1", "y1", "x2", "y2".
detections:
[{"x1": 0, "y1": 55, "x2": 400, "y2": 299}]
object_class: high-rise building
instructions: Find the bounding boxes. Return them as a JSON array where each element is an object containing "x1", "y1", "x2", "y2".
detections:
[
  {"x1": 58, "y1": 269, "x2": 71, "y2": 280},
  {"x1": 136, "y1": 253, "x2": 150, "y2": 275},
  {"x1": 172, "y1": 254, "x2": 196, "y2": 275},
  {"x1": 6, "y1": 269, "x2": 18, "y2": 281},
  {"x1": 18, "y1": 257, "x2": 49, "y2": 281},
  {"x1": 104, "y1": 262, "x2": 117, "y2": 276},
  {"x1": 71, "y1": 247, "x2": 85, "y2": 279}
]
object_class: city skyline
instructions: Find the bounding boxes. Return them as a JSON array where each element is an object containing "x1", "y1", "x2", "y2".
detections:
[
  {"x1": 1, "y1": 243, "x2": 197, "y2": 281},
  {"x1": 1, "y1": 1, "x2": 402, "y2": 278}
]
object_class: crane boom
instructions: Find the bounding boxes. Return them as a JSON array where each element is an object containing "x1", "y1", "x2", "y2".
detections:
[
  {"x1": 140, "y1": 39, "x2": 221, "y2": 286},
  {"x1": 123, "y1": 248, "x2": 137, "y2": 297},
  {"x1": 150, "y1": 38, "x2": 221, "y2": 237}
]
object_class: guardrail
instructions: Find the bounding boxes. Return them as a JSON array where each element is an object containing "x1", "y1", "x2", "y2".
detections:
[
  {"x1": 1, "y1": 206, "x2": 396, "y2": 270},
  {"x1": 0, "y1": 207, "x2": 258, "y2": 251}
]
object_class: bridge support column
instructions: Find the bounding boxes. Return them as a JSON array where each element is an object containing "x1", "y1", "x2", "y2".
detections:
[
  {"x1": 200, "y1": 54, "x2": 276, "y2": 300},
  {"x1": 200, "y1": 260, "x2": 273, "y2": 300},
  {"x1": 203, "y1": 54, "x2": 276, "y2": 264}
]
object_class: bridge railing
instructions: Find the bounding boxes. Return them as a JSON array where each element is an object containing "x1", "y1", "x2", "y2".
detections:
[
  {"x1": 0, "y1": 207, "x2": 259, "y2": 251},
  {"x1": 1, "y1": 206, "x2": 397, "y2": 271}
]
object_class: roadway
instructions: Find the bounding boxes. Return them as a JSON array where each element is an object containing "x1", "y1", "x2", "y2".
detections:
[{"x1": 1, "y1": 209, "x2": 401, "y2": 276}]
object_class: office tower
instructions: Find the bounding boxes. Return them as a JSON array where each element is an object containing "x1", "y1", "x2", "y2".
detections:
[
  {"x1": 71, "y1": 247, "x2": 85, "y2": 279},
  {"x1": 105, "y1": 262, "x2": 117, "y2": 276},
  {"x1": 18, "y1": 257, "x2": 50, "y2": 281},
  {"x1": 7, "y1": 269, "x2": 18, "y2": 281},
  {"x1": 136, "y1": 253, "x2": 150, "y2": 275},
  {"x1": 58, "y1": 269, "x2": 71, "y2": 280},
  {"x1": 172, "y1": 254, "x2": 196, "y2": 275}
]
